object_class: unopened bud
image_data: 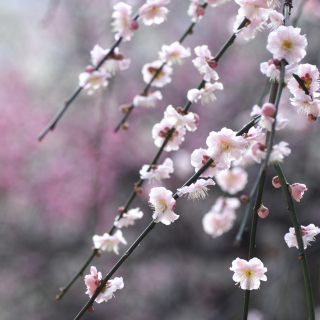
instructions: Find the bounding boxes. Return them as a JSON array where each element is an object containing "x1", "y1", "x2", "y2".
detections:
[
  {"x1": 257, "y1": 205, "x2": 269, "y2": 219},
  {"x1": 272, "y1": 176, "x2": 281, "y2": 188},
  {"x1": 196, "y1": 6, "x2": 205, "y2": 17},
  {"x1": 119, "y1": 104, "x2": 130, "y2": 114},
  {"x1": 240, "y1": 194, "x2": 250, "y2": 203},
  {"x1": 308, "y1": 113, "x2": 317, "y2": 122},
  {"x1": 176, "y1": 106, "x2": 184, "y2": 115},
  {"x1": 193, "y1": 113, "x2": 200, "y2": 126},
  {"x1": 117, "y1": 206, "x2": 125, "y2": 214},
  {"x1": 172, "y1": 203, "x2": 177, "y2": 210},
  {"x1": 130, "y1": 19, "x2": 139, "y2": 30},
  {"x1": 135, "y1": 187, "x2": 143, "y2": 195},
  {"x1": 122, "y1": 122, "x2": 129, "y2": 131},
  {"x1": 87, "y1": 306, "x2": 94, "y2": 313},
  {"x1": 208, "y1": 60, "x2": 217, "y2": 69},
  {"x1": 85, "y1": 65, "x2": 95, "y2": 73}
]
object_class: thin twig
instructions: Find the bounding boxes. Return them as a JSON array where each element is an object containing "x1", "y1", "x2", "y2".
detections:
[{"x1": 273, "y1": 162, "x2": 315, "y2": 320}]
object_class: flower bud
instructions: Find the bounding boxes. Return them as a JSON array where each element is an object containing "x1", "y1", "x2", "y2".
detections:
[
  {"x1": 130, "y1": 19, "x2": 139, "y2": 30},
  {"x1": 119, "y1": 104, "x2": 130, "y2": 114},
  {"x1": 307, "y1": 113, "x2": 317, "y2": 122},
  {"x1": 272, "y1": 176, "x2": 282, "y2": 188},
  {"x1": 122, "y1": 122, "x2": 129, "y2": 131},
  {"x1": 257, "y1": 205, "x2": 269, "y2": 219},
  {"x1": 196, "y1": 6, "x2": 205, "y2": 17},
  {"x1": 117, "y1": 206, "x2": 125, "y2": 214},
  {"x1": 85, "y1": 65, "x2": 95, "y2": 73},
  {"x1": 240, "y1": 194, "x2": 250, "y2": 203},
  {"x1": 87, "y1": 306, "x2": 94, "y2": 313},
  {"x1": 208, "y1": 60, "x2": 217, "y2": 69},
  {"x1": 289, "y1": 183, "x2": 307, "y2": 202}
]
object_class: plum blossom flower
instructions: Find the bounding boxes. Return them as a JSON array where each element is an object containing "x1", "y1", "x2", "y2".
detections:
[
  {"x1": 206, "y1": 127, "x2": 247, "y2": 162},
  {"x1": 251, "y1": 141, "x2": 291, "y2": 163},
  {"x1": 139, "y1": 0, "x2": 170, "y2": 26},
  {"x1": 84, "y1": 267, "x2": 124, "y2": 303},
  {"x1": 114, "y1": 207, "x2": 144, "y2": 228},
  {"x1": 187, "y1": 0, "x2": 205, "y2": 22},
  {"x1": 133, "y1": 91, "x2": 163, "y2": 108},
  {"x1": 235, "y1": 16, "x2": 267, "y2": 41},
  {"x1": 235, "y1": 0, "x2": 269, "y2": 21},
  {"x1": 284, "y1": 224, "x2": 320, "y2": 249},
  {"x1": 139, "y1": 158, "x2": 174, "y2": 182},
  {"x1": 90, "y1": 45, "x2": 130, "y2": 75},
  {"x1": 242, "y1": 126, "x2": 265, "y2": 144},
  {"x1": 230, "y1": 257, "x2": 267, "y2": 290},
  {"x1": 142, "y1": 60, "x2": 173, "y2": 87},
  {"x1": 267, "y1": 10, "x2": 284, "y2": 30},
  {"x1": 289, "y1": 183, "x2": 308, "y2": 202},
  {"x1": 287, "y1": 63, "x2": 320, "y2": 98},
  {"x1": 260, "y1": 59, "x2": 297, "y2": 82},
  {"x1": 192, "y1": 45, "x2": 219, "y2": 81},
  {"x1": 250, "y1": 103, "x2": 288, "y2": 131},
  {"x1": 216, "y1": 167, "x2": 248, "y2": 195},
  {"x1": 149, "y1": 187, "x2": 178, "y2": 225},
  {"x1": 290, "y1": 93, "x2": 320, "y2": 121},
  {"x1": 92, "y1": 230, "x2": 127, "y2": 254},
  {"x1": 158, "y1": 41, "x2": 191, "y2": 65},
  {"x1": 177, "y1": 179, "x2": 215, "y2": 200},
  {"x1": 202, "y1": 196, "x2": 240, "y2": 238},
  {"x1": 266, "y1": 26, "x2": 308, "y2": 64},
  {"x1": 79, "y1": 70, "x2": 110, "y2": 95},
  {"x1": 187, "y1": 82, "x2": 224, "y2": 104},
  {"x1": 191, "y1": 148, "x2": 230, "y2": 178},
  {"x1": 257, "y1": 205, "x2": 269, "y2": 218},
  {"x1": 163, "y1": 105, "x2": 198, "y2": 131},
  {"x1": 152, "y1": 118, "x2": 186, "y2": 151},
  {"x1": 272, "y1": 175, "x2": 281, "y2": 188},
  {"x1": 111, "y1": 2, "x2": 135, "y2": 41}
]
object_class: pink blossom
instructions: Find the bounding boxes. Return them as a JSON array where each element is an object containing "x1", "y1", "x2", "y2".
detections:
[
  {"x1": 158, "y1": 41, "x2": 191, "y2": 65},
  {"x1": 142, "y1": 60, "x2": 173, "y2": 87},
  {"x1": 192, "y1": 45, "x2": 219, "y2": 81},
  {"x1": 284, "y1": 224, "x2": 320, "y2": 249},
  {"x1": 187, "y1": 82, "x2": 224, "y2": 104},
  {"x1": 216, "y1": 167, "x2": 248, "y2": 195},
  {"x1": 248, "y1": 309, "x2": 265, "y2": 320},
  {"x1": 230, "y1": 257, "x2": 267, "y2": 290},
  {"x1": 251, "y1": 141, "x2": 291, "y2": 163},
  {"x1": 78, "y1": 70, "x2": 110, "y2": 95},
  {"x1": 290, "y1": 92, "x2": 320, "y2": 121},
  {"x1": 90, "y1": 45, "x2": 130, "y2": 75},
  {"x1": 289, "y1": 183, "x2": 308, "y2": 202},
  {"x1": 114, "y1": 207, "x2": 144, "y2": 228},
  {"x1": 266, "y1": 26, "x2": 308, "y2": 64},
  {"x1": 139, "y1": 158, "x2": 174, "y2": 182},
  {"x1": 133, "y1": 91, "x2": 163, "y2": 108},
  {"x1": 234, "y1": 14, "x2": 266, "y2": 41},
  {"x1": 92, "y1": 230, "x2": 127, "y2": 255},
  {"x1": 111, "y1": 2, "x2": 134, "y2": 41},
  {"x1": 242, "y1": 126, "x2": 265, "y2": 144},
  {"x1": 206, "y1": 127, "x2": 247, "y2": 162},
  {"x1": 260, "y1": 59, "x2": 297, "y2": 82},
  {"x1": 287, "y1": 63, "x2": 319, "y2": 98},
  {"x1": 152, "y1": 118, "x2": 186, "y2": 151},
  {"x1": 163, "y1": 105, "x2": 198, "y2": 131},
  {"x1": 202, "y1": 196, "x2": 240, "y2": 238},
  {"x1": 235, "y1": 0, "x2": 269, "y2": 21},
  {"x1": 177, "y1": 178, "x2": 215, "y2": 200},
  {"x1": 250, "y1": 103, "x2": 288, "y2": 131},
  {"x1": 84, "y1": 267, "x2": 124, "y2": 303},
  {"x1": 272, "y1": 176, "x2": 281, "y2": 188},
  {"x1": 191, "y1": 148, "x2": 230, "y2": 178},
  {"x1": 139, "y1": 0, "x2": 170, "y2": 26},
  {"x1": 149, "y1": 187, "x2": 178, "y2": 225},
  {"x1": 257, "y1": 205, "x2": 269, "y2": 218},
  {"x1": 187, "y1": 0, "x2": 205, "y2": 22},
  {"x1": 267, "y1": 10, "x2": 284, "y2": 30}
]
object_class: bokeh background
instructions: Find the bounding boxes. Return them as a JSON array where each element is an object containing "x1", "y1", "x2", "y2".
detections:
[{"x1": 1, "y1": 1, "x2": 320, "y2": 319}]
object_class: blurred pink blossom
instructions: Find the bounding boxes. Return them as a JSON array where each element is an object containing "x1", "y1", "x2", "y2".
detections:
[
  {"x1": 284, "y1": 224, "x2": 320, "y2": 249},
  {"x1": 139, "y1": 0, "x2": 170, "y2": 26}
]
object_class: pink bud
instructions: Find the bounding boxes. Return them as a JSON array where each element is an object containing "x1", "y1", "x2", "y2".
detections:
[
  {"x1": 208, "y1": 60, "x2": 217, "y2": 69},
  {"x1": 272, "y1": 176, "x2": 282, "y2": 188},
  {"x1": 117, "y1": 206, "x2": 125, "y2": 214},
  {"x1": 119, "y1": 104, "x2": 130, "y2": 114},
  {"x1": 135, "y1": 187, "x2": 143, "y2": 195},
  {"x1": 261, "y1": 103, "x2": 276, "y2": 117},
  {"x1": 257, "y1": 205, "x2": 269, "y2": 219},
  {"x1": 85, "y1": 65, "x2": 95, "y2": 73},
  {"x1": 307, "y1": 113, "x2": 317, "y2": 122},
  {"x1": 196, "y1": 6, "x2": 205, "y2": 16},
  {"x1": 193, "y1": 113, "x2": 200, "y2": 126},
  {"x1": 130, "y1": 20, "x2": 139, "y2": 30},
  {"x1": 172, "y1": 203, "x2": 177, "y2": 210},
  {"x1": 122, "y1": 122, "x2": 129, "y2": 131},
  {"x1": 289, "y1": 183, "x2": 308, "y2": 202},
  {"x1": 240, "y1": 194, "x2": 250, "y2": 203}
]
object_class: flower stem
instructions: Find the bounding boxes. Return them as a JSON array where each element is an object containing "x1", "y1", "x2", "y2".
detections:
[{"x1": 273, "y1": 162, "x2": 315, "y2": 320}]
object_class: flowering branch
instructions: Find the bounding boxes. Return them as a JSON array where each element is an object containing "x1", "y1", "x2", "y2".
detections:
[
  {"x1": 114, "y1": 4, "x2": 208, "y2": 133},
  {"x1": 273, "y1": 162, "x2": 315, "y2": 320}
]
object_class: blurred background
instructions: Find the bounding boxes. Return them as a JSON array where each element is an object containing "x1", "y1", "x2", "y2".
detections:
[{"x1": 1, "y1": 0, "x2": 320, "y2": 319}]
